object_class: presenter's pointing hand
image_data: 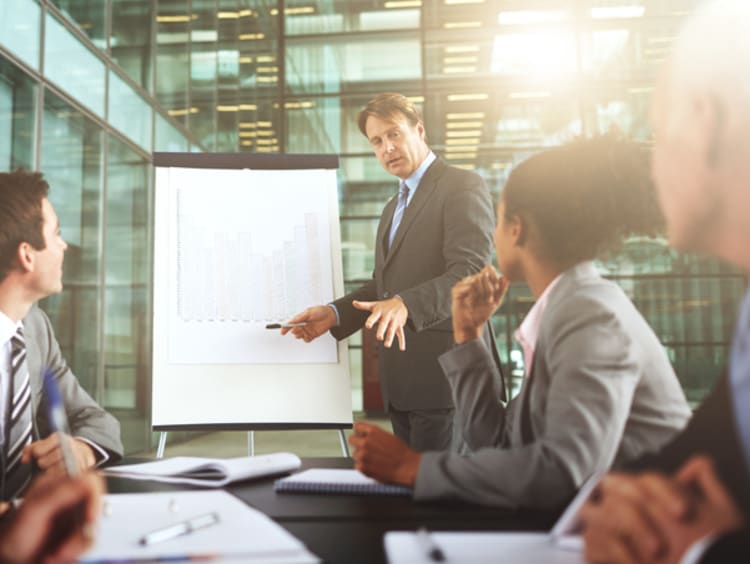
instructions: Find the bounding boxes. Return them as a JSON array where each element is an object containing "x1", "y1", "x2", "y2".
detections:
[
  {"x1": 353, "y1": 297, "x2": 408, "y2": 351},
  {"x1": 451, "y1": 265, "x2": 509, "y2": 344},
  {"x1": 280, "y1": 306, "x2": 336, "y2": 342}
]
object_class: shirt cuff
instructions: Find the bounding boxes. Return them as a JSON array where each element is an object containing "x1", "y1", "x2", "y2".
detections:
[
  {"x1": 74, "y1": 436, "x2": 110, "y2": 467},
  {"x1": 327, "y1": 304, "x2": 340, "y2": 326},
  {"x1": 679, "y1": 534, "x2": 717, "y2": 564}
]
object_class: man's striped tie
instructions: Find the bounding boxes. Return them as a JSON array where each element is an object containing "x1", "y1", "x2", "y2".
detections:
[{"x1": 4, "y1": 327, "x2": 33, "y2": 501}]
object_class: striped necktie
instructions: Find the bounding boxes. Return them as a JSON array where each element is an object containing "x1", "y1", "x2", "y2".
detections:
[
  {"x1": 4, "y1": 327, "x2": 33, "y2": 501},
  {"x1": 388, "y1": 182, "x2": 410, "y2": 249}
]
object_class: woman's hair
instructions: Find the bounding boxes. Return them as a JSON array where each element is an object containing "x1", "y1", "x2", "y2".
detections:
[{"x1": 502, "y1": 134, "x2": 663, "y2": 269}]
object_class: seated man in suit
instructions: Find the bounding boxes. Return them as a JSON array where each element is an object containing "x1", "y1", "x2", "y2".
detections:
[
  {"x1": 579, "y1": 1, "x2": 750, "y2": 561},
  {"x1": 348, "y1": 135, "x2": 691, "y2": 509},
  {"x1": 0, "y1": 170, "x2": 123, "y2": 501},
  {"x1": 0, "y1": 472, "x2": 103, "y2": 563}
]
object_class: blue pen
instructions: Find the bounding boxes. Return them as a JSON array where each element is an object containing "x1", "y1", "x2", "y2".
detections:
[{"x1": 43, "y1": 368, "x2": 79, "y2": 477}]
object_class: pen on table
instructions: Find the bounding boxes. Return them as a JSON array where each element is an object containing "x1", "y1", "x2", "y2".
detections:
[
  {"x1": 416, "y1": 527, "x2": 445, "y2": 562},
  {"x1": 265, "y1": 322, "x2": 307, "y2": 329},
  {"x1": 139, "y1": 512, "x2": 221, "y2": 546},
  {"x1": 43, "y1": 367, "x2": 79, "y2": 477}
]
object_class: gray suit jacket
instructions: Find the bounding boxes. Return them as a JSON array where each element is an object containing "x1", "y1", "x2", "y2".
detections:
[
  {"x1": 22, "y1": 305, "x2": 123, "y2": 462},
  {"x1": 417, "y1": 262, "x2": 691, "y2": 508},
  {"x1": 331, "y1": 157, "x2": 501, "y2": 410}
]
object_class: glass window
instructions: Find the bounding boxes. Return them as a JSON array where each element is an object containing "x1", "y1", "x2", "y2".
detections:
[
  {"x1": 111, "y1": 0, "x2": 154, "y2": 90},
  {"x1": 44, "y1": 12, "x2": 106, "y2": 118},
  {"x1": 285, "y1": 35, "x2": 421, "y2": 95},
  {"x1": 285, "y1": 0, "x2": 420, "y2": 35},
  {"x1": 40, "y1": 89, "x2": 103, "y2": 395},
  {"x1": 109, "y1": 69, "x2": 153, "y2": 151},
  {"x1": 103, "y1": 134, "x2": 151, "y2": 452},
  {"x1": 50, "y1": 0, "x2": 107, "y2": 49},
  {"x1": 155, "y1": 112, "x2": 190, "y2": 151},
  {"x1": 0, "y1": 0, "x2": 41, "y2": 70},
  {"x1": 0, "y1": 56, "x2": 37, "y2": 170}
]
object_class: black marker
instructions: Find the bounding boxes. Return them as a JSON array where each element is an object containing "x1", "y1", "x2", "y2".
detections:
[{"x1": 265, "y1": 322, "x2": 308, "y2": 329}]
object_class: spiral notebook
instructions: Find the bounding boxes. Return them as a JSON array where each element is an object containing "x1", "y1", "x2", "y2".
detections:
[{"x1": 274, "y1": 469, "x2": 413, "y2": 496}]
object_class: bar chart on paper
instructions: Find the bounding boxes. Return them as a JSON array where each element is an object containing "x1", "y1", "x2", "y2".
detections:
[{"x1": 166, "y1": 167, "x2": 338, "y2": 365}]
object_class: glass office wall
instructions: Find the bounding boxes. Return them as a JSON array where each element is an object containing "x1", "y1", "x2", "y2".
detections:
[{"x1": 1, "y1": 0, "x2": 743, "y2": 455}]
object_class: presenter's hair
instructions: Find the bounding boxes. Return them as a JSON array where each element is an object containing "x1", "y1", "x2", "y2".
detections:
[
  {"x1": 502, "y1": 134, "x2": 663, "y2": 269},
  {"x1": 357, "y1": 93, "x2": 423, "y2": 137},
  {"x1": 0, "y1": 169, "x2": 50, "y2": 281}
]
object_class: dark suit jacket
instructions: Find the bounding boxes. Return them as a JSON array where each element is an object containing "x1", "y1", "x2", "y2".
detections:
[
  {"x1": 21, "y1": 305, "x2": 123, "y2": 462},
  {"x1": 331, "y1": 156, "x2": 501, "y2": 410},
  {"x1": 626, "y1": 373, "x2": 750, "y2": 517},
  {"x1": 626, "y1": 373, "x2": 750, "y2": 562}
]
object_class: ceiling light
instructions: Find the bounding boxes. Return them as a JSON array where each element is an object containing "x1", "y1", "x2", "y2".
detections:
[
  {"x1": 443, "y1": 56, "x2": 478, "y2": 64},
  {"x1": 497, "y1": 10, "x2": 566, "y2": 25},
  {"x1": 216, "y1": 105, "x2": 239, "y2": 112},
  {"x1": 156, "y1": 14, "x2": 197, "y2": 23},
  {"x1": 217, "y1": 11, "x2": 239, "y2": 19},
  {"x1": 509, "y1": 91, "x2": 550, "y2": 99},
  {"x1": 447, "y1": 112, "x2": 485, "y2": 119},
  {"x1": 239, "y1": 33, "x2": 265, "y2": 40},
  {"x1": 406, "y1": 96, "x2": 424, "y2": 103},
  {"x1": 443, "y1": 66, "x2": 477, "y2": 74},
  {"x1": 239, "y1": 56, "x2": 253, "y2": 63},
  {"x1": 239, "y1": 104, "x2": 257, "y2": 110},
  {"x1": 444, "y1": 0, "x2": 485, "y2": 4},
  {"x1": 447, "y1": 93, "x2": 488, "y2": 101},
  {"x1": 239, "y1": 131, "x2": 257, "y2": 138},
  {"x1": 446, "y1": 130, "x2": 482, "y2": 137},
  {"x1": 446, "y1": 138, "x2": 480, "y2": 145},
  {"x1": 444, "y1": 21, "x2": 481, "y2": 29},
  {"x1": 239, "y1": 122, "x2": 257, "y2": 128},
  {"x1": 257, "y1": 55, "x2": 275, "y2": 63},
  {"x1": 444, "y1": 45, "x2": 480, "y2": 54},
  {"x1": 591, "y1": 6, "x2": 645, "y2": 19},
  {"x1": 167, "y1": 107, "x2": 199, "y2": 116},
  {"x1": 385, "y1": 1, "x2": 422, "y2": 8},
  {"x1": 446, "y1": 121, "x2": 483, "y2": 129}
]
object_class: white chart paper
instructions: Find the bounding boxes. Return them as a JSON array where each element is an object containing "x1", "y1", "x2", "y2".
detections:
[{"x1": 166, "y1": 167, "x2": 338, "y2": 364}]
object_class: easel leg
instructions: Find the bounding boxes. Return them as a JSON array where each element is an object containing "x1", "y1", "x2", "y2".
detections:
[
  {"x1": 248, "y1": 431, "x2": 255, "y2": 456},
  {"x1": 338, "y1": 429, "x2": 350, "y2": 457},
  {"x1": 156, "y1": 432, "x2": 168, "y2": 459}
]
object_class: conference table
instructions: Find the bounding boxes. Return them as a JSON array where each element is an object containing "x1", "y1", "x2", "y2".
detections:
[{"x1": 107, "y1": 457, "x2": 559, "y2": 563}]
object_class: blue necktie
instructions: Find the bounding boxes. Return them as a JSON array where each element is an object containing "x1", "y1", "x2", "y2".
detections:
[{"x1": 388, "y1": 182, "x2": 410, "y2": 249}]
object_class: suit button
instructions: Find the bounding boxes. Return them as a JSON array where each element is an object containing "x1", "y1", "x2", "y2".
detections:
[{"x1": 383, "y1": 291, "x2": 390, "y2": 298}]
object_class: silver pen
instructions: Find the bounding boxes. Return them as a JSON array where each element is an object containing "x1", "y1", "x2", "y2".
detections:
[
  {"x1": 139, "y1": 512, "x2": 220, "y2": 546},
  {"x1": 416, "y1": 527, "x2": 445, "y2": 562}
]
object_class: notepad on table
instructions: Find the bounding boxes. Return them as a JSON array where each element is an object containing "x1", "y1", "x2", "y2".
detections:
[
  {"x1": 81, "y1": 490, "x2": 319, "y2": 563},
  {"x1": 274, "y1": 469, "x2": 413, "y2": 496},
  {"x1": 104, "y1": 452, "x2": 301, "y2": 487}
]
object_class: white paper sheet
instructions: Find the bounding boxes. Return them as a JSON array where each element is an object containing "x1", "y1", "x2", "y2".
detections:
[
  {"x1": 81, "y1": 490, "x2": 319, "y2": 563},
  {"x1": 384, "y1": 532, "x2": 583, "y2": 564}
]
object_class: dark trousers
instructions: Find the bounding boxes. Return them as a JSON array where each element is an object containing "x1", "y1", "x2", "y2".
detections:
[{"x1": 388, "y1": 404, "x2": 460, "y2": 452}]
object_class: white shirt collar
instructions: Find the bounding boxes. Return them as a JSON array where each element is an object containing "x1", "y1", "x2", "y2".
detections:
[
  {"x1": 0, "y1": 310, "x2": 20, "y2": 347},
  {"x1": 514, "y1": 273, "x2": 564, "y2": 372},
  {"x1": 402, "y1": 151, "x2": 436, "y2": 205}
]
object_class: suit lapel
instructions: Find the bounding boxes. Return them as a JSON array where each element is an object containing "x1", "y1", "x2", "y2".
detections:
[
  {"x1": 383, "y1": 158, "x2": 445, "y2": 268},
  {"x1": 377, "y1": 194, "x2": 399, "y2": 266}
]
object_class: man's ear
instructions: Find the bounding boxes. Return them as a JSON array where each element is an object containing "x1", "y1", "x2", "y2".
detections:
[
  {"x1": 16, "y1": 242, "x2": 35, "y2": 273},
  {"x1": 416, "y1": 121, "x2": 426, "y2": 141},
  {"x1": 692, "y1": 94, "x2": 726, "y2": 169},
  {"x1": 510, "y1": 214, "x2": 526, "y2": 247}
]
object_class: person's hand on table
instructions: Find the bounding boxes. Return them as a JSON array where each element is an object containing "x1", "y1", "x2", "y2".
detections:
[
  {"x1": 22, "y1": 433, "x2": 97, "y2": 475},
  {"x1": 0, "y1": 471, "x2": 104, "y2": 563},
  {"x1": 348, "y1": 421, "x2": 421, "y2": 486},
  {"x1": 579, "y1": 455, "x2": 744, "y2": 564}
]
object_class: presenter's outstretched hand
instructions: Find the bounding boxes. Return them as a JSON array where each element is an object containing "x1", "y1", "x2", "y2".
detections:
[
  {"x1": 352, "y1": 297, "x2": 408, "y2": 351},
  {"x1": 280, "y1": 305, "x2": 337, "y2": 342},
  {"x1": 22, "y1": 433, "x2": 98, "y2": 475},
  {"x1": 348, "y1": 421, "x2": 420, "y2": 487},
  {"x1": 0, "y1": 471, "x2": 104, "y2": 564},
  {"x1": 579, "y1": 455, "x2": 743, "y2": 564},
  {"x1": 451, "y1": 265, "x2": 509, "y2": 344}
]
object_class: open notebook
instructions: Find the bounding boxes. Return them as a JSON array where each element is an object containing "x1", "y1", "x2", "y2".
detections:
[
  {"x1": 104, "y1": 452, "x2": 302, "y2": 487},
  {"x1": 274, "y1": 469, "x2": 413, "y2": 496}
]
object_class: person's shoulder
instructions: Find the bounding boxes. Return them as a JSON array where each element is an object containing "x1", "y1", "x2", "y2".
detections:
[{"x1": 22, "y1": 304, "x2": 53, "y2": 334}]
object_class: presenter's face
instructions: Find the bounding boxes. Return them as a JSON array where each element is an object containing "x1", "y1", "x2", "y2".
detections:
[
  {"x1": 365, "y1": 114, "x2": 429, "y2": 180},
  {"x1": 32, "y1": 198, "x2": 68, "y2": 297}
]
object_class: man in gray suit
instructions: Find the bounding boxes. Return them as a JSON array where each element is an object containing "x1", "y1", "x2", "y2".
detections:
[
  {"x1": 0, "y1": 170, "x2": 123, "y2": 501},
  {"x1": 283, "y1": 93, "x2": 499, "y2": 451}
]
